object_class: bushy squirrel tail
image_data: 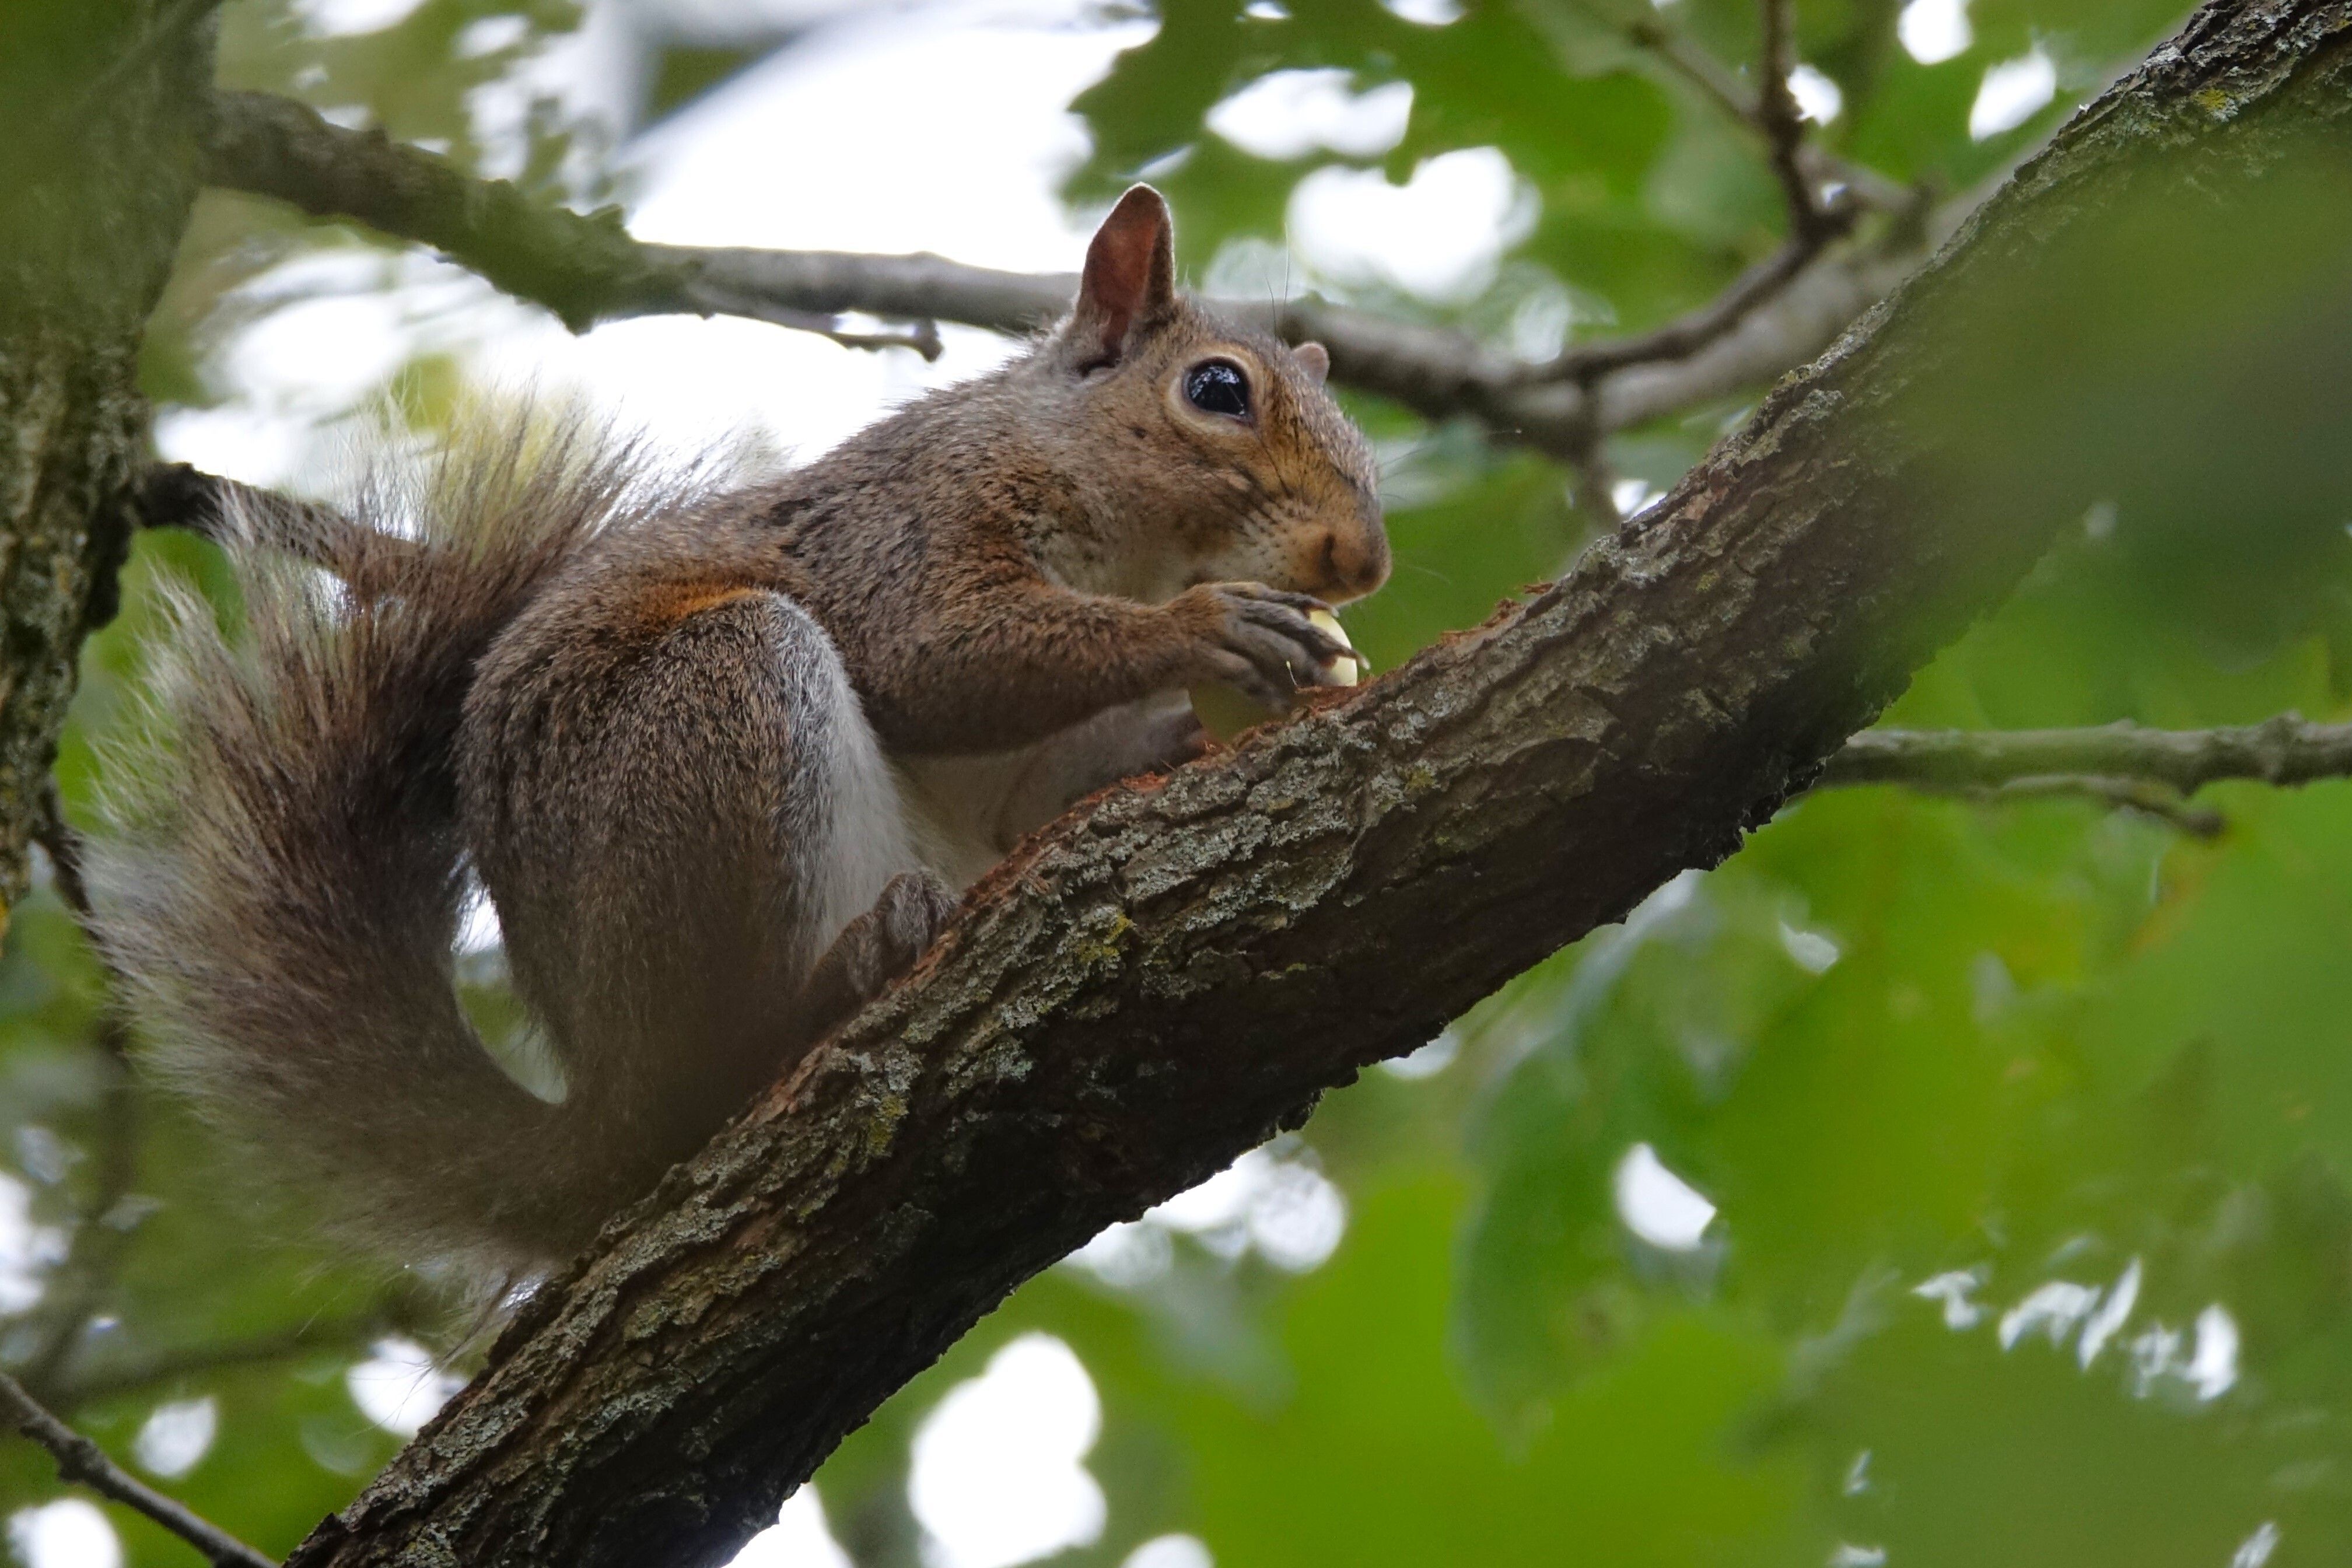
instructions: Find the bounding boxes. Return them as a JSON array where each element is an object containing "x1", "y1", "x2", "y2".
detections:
[{"x1": 88, "y1": 416, "x2": 716, "y2": 1275}]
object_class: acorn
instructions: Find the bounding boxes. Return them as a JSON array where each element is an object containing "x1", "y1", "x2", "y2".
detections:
[{"x1": 1191, "y1": 609, "x2": 1365, "y2": 743}]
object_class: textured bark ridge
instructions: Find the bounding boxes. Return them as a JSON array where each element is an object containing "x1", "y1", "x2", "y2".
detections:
[
  {"x1": 0, "y1": 2, "x2": 214, "y2": 925},
  {"x1": 282, "y1": 5, "x2": 2352, "y2": 1566}
]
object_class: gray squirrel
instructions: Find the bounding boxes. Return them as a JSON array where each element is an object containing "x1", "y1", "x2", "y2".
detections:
[{"x1": 86, "y1": 187, "x2": 1389, "y2": 1276}]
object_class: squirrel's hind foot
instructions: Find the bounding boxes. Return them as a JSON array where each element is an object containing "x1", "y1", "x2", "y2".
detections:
[{"x1": 796, "y1": 870, "x2": 958, "y2": 1045}]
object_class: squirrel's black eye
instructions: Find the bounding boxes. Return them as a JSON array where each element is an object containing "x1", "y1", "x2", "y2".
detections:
[{"x1": 1184, "y1": 359, "x2": 1251, "y2": 419}]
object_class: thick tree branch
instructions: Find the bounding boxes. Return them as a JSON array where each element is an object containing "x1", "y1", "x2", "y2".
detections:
[
  {"x1": 0, "y1": 1371, "x2": 274, "y2": 1568},
  {"x1": 265, "y1": 6, "x2": 2352, "y2": 1567},
  {"x1": 195, "y1": 88, "x2": 1938, "y2": 460}
]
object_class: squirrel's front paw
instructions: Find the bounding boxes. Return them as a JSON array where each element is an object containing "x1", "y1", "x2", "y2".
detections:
[{"x1": 1171, "y1": 582, "x2": 1351, "y2": 711}]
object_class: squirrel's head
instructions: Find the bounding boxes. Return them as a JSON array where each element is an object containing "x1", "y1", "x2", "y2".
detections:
[{"x1": 1037, "y1": 186, "x2": 1388, "y2": 607}]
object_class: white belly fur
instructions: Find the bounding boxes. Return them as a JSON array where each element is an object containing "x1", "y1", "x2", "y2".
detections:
[{"x1": 894, "y1": 693, "x2": 1191, "y2": 892}]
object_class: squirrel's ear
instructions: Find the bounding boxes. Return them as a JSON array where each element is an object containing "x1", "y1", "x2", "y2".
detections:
[
  {"x1": 1069, "y1": 184, "x2": 1176, "y2": 370},
  {"x1": 1293, "y1": 341, "x2": 1331, "y2": 385}
]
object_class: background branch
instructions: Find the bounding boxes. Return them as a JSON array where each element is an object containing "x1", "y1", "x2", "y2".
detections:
[
  {"x1": 197, "y1": 89, "x2": 1951, "y2": 461},
  {"x1": 1807, "y1": 719, "x2": 2352, "y2": 836},
  {"x1": 1822, "y1": 718, "x2": 2352, "y2": 794},
  {"x1": 1618, "y1": 2, "x2": 1913, "y2": 211},
  {"x1": 1531, "y1": 0, "x2": 1861, "y2": 386},
  {"x1": 197, "y1": 90, "x2": 941, "y2": 356},
  {"x1": 1, "y1": 1370, "x2": 275, "y2": 1568},
  {"x1": 1537, "y1": 231, "x2": 1837, "y2": 383}
]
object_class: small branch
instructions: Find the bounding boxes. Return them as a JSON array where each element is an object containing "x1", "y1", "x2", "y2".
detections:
[
  {"x1": 138, "y1": 461, "x2": 335, "y2": 548},
  {"x1": 0, "y1": 1371, "x2": 276, "y2": 1568},
  {"x1": 672, "y1": 275, "x2": 943, "y2": 358},
  {"x1": 1625, "y1": 9, "x2": 1753, "y2": 124},
  {"x1": 1622, "y1": 0, "x2": 1894, "y2": 204},
  {"x1": 1755, "y1": 0, "x2": 1831, "y2": 239},
  {"x1": 45, "y1": 1332, "x2": 345, "y2": 1410},
  {"x1": 1538, "y1": 234, "x2": 1822, "y2": 382},
  {"x1": 1569, "y1": 445, "x2": 1626, "y2": 531},
  {"x1": 7, "y1": 1060, "x2": 139, "y2": 1392},
  {"x1": 34, "y1": 782, "x2": 96, "y2": 929},
  {"x1": 1821, "y1": 718, "x2": 2352, "y2": 795},
  {"x1": 1615, "y1": 5, "x2": 1913, "y2": 213},
  {"x1": 1525, "y1": 0, "x2": 1868, "y2": 386}
]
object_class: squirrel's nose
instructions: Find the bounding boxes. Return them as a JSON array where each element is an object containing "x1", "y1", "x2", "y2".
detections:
[{"x1": 1315, "y1": 517, "x2": 1390, "y2": 602}]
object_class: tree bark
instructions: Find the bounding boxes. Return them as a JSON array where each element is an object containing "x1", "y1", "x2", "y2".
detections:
[
  {"x1": 0, "y1": 1, "x2": 215, "y2": 925},
  {"x1": 275, "y1": 4, "x2": 2352, "y2": 1566}
]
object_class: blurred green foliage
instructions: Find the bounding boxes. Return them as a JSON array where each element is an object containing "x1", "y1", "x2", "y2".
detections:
[{"x1": 15, "y1": 2, "x2": 2352, "y2": 1567}]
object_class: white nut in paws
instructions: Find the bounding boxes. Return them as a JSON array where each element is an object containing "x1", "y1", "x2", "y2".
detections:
[
  {"x1": 1308, "y1": 609, "x2": 1363, "y2": 687},
  {"x1": 1189, "y1": 610, "x2": 1366, "y2": 743}
]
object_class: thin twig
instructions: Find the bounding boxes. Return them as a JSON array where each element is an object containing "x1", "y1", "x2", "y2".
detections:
[
  {"x1": 0, "y1": 1371, "x2": 276, "y2": 1568},
  {"x1": 1539, "y1": 235, "x2": 1821, "y2": 382},
  {"x1": 1755, "y1": 0, "x2": 1829, "y2": 237},
  {"x1": 675, "y1": 278, "x2": 944, "y2": 359},
  {"x1": 1626, "y1": 10, "x2": 1752, "y2": 123},
  {"x1": 37, "y1": 1298, "x2": 434, "y2": 1410},
  {"x1": 33, "y1": 783, "x2": 94, "y2": 929},
  {"x1": 1616, "y1": 5, "x2": 1912, "y2": 211},
  {"x1": 1525, "y1": 0, "x2": 1861, "y2": 386},
  {"x1": 136, "y1": 462, "x2": 428, "y2": 597},
  {"x1": 41, "y1": 1326, "x2": 362, "y2": 1410}
]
